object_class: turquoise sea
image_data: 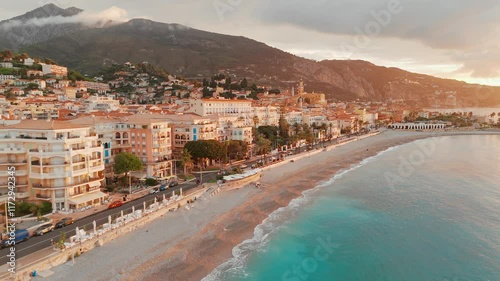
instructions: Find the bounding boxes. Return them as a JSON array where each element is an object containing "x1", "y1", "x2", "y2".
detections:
[{"x1": 203, "y1": 135, "x2": 500, "y2": 281}]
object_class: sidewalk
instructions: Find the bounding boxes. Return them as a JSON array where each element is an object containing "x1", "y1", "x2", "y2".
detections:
[{"x1": 47, "y1": 187, "x2": 157, "y2": 226}]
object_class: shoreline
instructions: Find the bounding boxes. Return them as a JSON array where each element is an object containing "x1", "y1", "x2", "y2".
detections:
[{"x1": 42, "y1": 130, "x2": 500, "y2": 281}]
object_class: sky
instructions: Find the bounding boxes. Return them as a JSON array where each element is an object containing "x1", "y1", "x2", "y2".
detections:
[{"x1": 1, "y1": 0, "x2": 500, "y2": 86}]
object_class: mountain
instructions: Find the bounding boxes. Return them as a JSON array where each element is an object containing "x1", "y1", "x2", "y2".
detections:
[
  {"x1": 0, "y1": 4, "x2": 85, "y2": 50},
  {"x1": 3, "y1": 5, "x2": 500, "y2": 105}
]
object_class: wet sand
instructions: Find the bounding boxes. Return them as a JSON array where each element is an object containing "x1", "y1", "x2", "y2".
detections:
[{"x1": 126, "y1": 130, "x2": 465, "y2": 281}]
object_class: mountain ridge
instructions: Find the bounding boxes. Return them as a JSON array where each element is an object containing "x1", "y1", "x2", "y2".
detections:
[{"x1": 1, "y1": 4, "x2": 499, "y2": 105}]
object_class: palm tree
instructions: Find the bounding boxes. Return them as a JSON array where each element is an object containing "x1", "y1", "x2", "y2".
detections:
[
  {"x1": 353, "y1": 119, "x2": 359, "y2": 132},
  {"x1": 256, "y1": 136, "x2": 272, "y2": 163},
  {"x1": 293, "y1": 122, "x2": 301, "y2": 136},
  {"x1": 180, "y1": 149, "x2": 193, "y2": 176},
  {"x1": 252, "y1": 116, "x2": 259, "y2": 128}
]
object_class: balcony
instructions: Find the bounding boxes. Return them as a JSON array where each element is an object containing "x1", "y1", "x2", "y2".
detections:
[
  {"x1": 17, "y1": 135, "x2": 48, "y2": 140},
  {"x1": 35, "y1": 194, "x2": 52, "y2": 201},
  {"x1": 67, "y1": 135, "x2": 80, "y2": 139},
  {"x1": 29, "y1": 149, "x2": 71, "y2": 156},
  {"x1": 17, "y1": 192, "x2": 29, "y2": 199},
  {"x1": 30, "y1": 171, "x2": 72, "y2": 179},
  {"x1": 0, "y1": 147, "x2": 26, "y2": 154},
  {"x1": 0, "y1": 160, "x2": 27, "y2": 165}
]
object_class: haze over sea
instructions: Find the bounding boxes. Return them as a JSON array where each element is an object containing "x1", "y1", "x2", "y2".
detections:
[{"x1": 204, "y1": 135, "x2": 500, "y2": 281}]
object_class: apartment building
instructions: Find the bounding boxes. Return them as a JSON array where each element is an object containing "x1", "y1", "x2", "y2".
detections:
[
  {"x1": 125, "y1": 114, "x2": 173, "y2": 178},
  {"x1": 68, "y1": 115, "x2": 125, "y2": 180},
  {"x1": 165, "y1": 113, "x2": 218, "y2": 158},
  {"x1": 252, "y1": 106, "x2": 279, "y2": 127},
  {"x1": 214, "y1": 116, "x2": 253, "y2": 145},
  {"x1": 0, "y1": 120, "x2": 106, "y2": 211},
  {"x1": 41, "y1": 64, "x2": 68, "y2": 78},
  {"x1": 188, "y1": 99, "x2": 253, "y2": 116},
  {"x1": 84, "y1": 96, "x2": 121, "y2": 112}
]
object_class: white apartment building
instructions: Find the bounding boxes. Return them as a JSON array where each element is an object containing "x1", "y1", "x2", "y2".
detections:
[
  {"x1": 24, "y1": 58, "x2": 35, "y2": 66},
  {"x1": 0, "y1": 120, "x2": 106, "y2": 211},
  {"x1": 286, "y1": 111, "x2": 303, "y2": 125},
  {"x1": 252, "y1": 106, "x2": 279, "y2": 127},
  {"x1": 165, "y1": 113, "x2": 218, "y2": 157},
  {"x1": 303, "y1": 114, "x2": 328, "y2": 127},
  {"x1": 188, "y1": 99, "x2": 253, "y2": 116},
  {"x1": 85, "y1": 96, "x2": 121, "y2": 112},
  {"x1": 0, "y1": 75, "x2": 15, "y2": 82},
  {"x1": 41, "y1": 64, "x2": 68, "y2": 78}
]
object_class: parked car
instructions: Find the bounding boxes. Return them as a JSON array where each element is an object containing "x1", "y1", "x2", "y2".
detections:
[
  {"x1": 55, "y1": 217, "x2": 75, "y2": 228},
  {"x1": 108, "y1": 201, "x2": 124, "y2": 209},
  {"x1": 159, "y1": 184, "x2": 167, "y2": 191},
  {"x1": 240, "y1": 164, "x2": 248, "y2": 169},
  {"x1": 34, "y1": 224, "x2": 54, "y2": 236},
  {"x1": 149, "y1": 188, "x2": 159, "y2": 194},
  {"x1": 169, "y1": 181, "x2": 179, "y2": 188},
  {"x1": 1, "y1": 229, "x2": 29, "y2": 248}
]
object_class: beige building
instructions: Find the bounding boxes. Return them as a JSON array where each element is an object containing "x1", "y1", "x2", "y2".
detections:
[
  {"x1": 188, "y1": 99, "x2": 253, "y2": 116},
  {"x1": 0, "y1": 120, "x2": 106, "y2": 211}
]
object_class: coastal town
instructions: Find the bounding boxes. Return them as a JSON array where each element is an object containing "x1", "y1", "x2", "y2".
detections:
[
  {"x1": 1, "y1": 50, "x2": 500, "y2": 209},
  {"x1": 0, "y1": 51, "x2": 500, "y2": 279}
]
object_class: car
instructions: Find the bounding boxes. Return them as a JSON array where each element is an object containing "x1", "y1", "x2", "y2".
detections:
[
  {"x1": 108, "y1": 200, "x2": 124, "y2": 209},
  {"x1": 149, "y1": 188, "x2": 159, "y2": 194},
  {"x1": 240, "y1": 164, "x2": 248, "y2": 169},
  {"x1": 1, "y1": 229, "x2": 29, "y2": 248},
  {"x1": 169, "y1": 181, "x2": 179, "y2": 188},
  {"x1": 159, "y1": 184, "x2": 167, "y2": 191},
  {"x1": 55, "y1": 217, "x2": 75, "y2": 228},
  {"x1": 34, "y1": 224, "x2": 54, "y2": 236}
]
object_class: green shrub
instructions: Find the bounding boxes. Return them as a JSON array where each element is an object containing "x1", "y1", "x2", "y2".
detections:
[
  {"x1": 40, "y1": 202, "x2": 52, "y2": 215},
  {"x1": 145, "y1": 178, "x2": 158, "y2": 186}
]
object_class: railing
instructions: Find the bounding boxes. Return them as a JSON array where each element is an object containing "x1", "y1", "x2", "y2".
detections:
[
  {"x1": 68, "y1": 135, "x2": 80, "y2": 139},
  {"x1": 16, "y1": 135, "x2": 47, "y2": 140},
  {"x1": 35, "y1": 194, "x2": 51, "y2": 200}
]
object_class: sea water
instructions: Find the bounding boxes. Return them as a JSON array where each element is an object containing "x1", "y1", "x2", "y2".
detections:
[{"x1": 203, "y1": 135, "x2": 500, "y2": 281}]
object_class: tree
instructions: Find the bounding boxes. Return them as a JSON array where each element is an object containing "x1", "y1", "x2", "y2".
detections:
[
  {"x1": 240, "y1": 78, "x2": 248, "y2": 89},
  {"x1": 252, "y1": 116, "x2": 260, "y2": 128},
  {"x1": 255, "y1": 136, "x2": 272, "y2": 161},
  {"x1": 114, "y1": 153, "x2": 143, "y2": 194},
  {"x1": 278, "y1": 111, "x2": 290, "y2": 141},
  {"x1": 185, "y1": 140, "x2": 225, "y2": 167},
  {"x1": 180, "y1": 149, "x2": 193, "y2": 175},
  {"x1": 226, "y1": 140, "x2": 248, "y2": 161}
]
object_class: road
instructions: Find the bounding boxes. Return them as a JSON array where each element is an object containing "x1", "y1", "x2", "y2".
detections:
[{"x1": 0, "y1": 174, "x2": 218, "y2": 265}]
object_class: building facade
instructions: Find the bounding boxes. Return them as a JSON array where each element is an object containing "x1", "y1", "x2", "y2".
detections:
[{"x1": 0, "y1": 120, "x2": 106, "y2": 211}]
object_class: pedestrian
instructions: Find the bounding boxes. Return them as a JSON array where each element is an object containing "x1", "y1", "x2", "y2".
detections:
[{"x1": 50, "y1": 238, "x2": 54, "y2": 246}]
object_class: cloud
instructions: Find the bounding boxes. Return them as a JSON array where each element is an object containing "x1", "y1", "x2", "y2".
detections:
[
  {"x1": 252, "y1": 0, "x2": 500, "y2": 79},
  {"x1": 0, "y1": 6, "x2": 129, "y2": 30}
]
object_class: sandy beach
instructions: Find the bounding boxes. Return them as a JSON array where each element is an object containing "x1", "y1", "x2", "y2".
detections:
[{"x1": 42, "y1": 130, "x2": 500, "y2": 281}]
